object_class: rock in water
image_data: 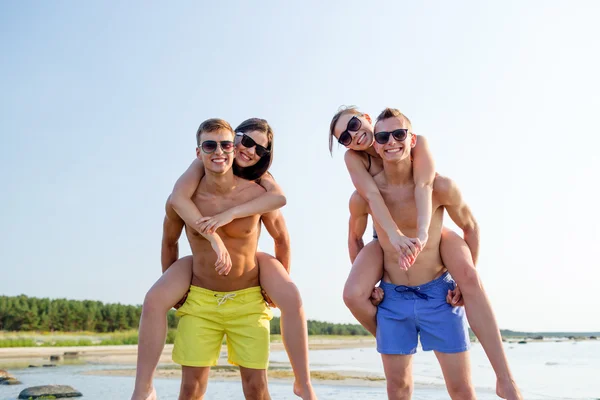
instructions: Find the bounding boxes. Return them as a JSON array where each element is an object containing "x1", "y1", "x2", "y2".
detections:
[
  {"x1": 0, "y1": 370, "x2": 16, "y2": 383},
  {"x1": 1, "y1": 377, "x2": 22, "y2": 385},
  {"x1": 18, "y1": 385, "x2": 83, "y2": 398}
]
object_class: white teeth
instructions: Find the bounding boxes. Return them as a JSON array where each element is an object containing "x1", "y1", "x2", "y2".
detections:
[
  {"x1": 386, "y1": 148, "x2": 401, "y2": 153},
  {"x1": 357, "y1": 133, "x2": 366, "y2": 145}
]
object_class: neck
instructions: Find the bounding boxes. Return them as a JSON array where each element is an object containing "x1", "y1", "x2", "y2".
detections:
[
  {"x1": 365, "y1": 147, "x2": 379, "y2": 158},
  {"x1": 383, "y1": 156, "x2": 413, "y2": 185},
  {"x1": 204, "y1": 170, "x2": 236, "y2": 194}
]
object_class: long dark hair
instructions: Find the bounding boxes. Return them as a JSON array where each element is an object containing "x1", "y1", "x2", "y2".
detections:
[{"x1": 233, "y1": 118, "x2": 274, "y2": 181}]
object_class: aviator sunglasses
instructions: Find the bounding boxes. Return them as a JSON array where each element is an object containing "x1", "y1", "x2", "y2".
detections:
[
  {"x1": 199, "y1": 140, "x2": 235, "y2": 154},
  {"x1": 236, "y1": 132, "x2": 270, "y2": 157},
  {"x1": 374, "y1": 129, "x2": 409, "y2": 144}
]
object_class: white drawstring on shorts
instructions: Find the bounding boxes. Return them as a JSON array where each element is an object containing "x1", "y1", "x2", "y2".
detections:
[{"x1": 215, "y1": 293, "x2": 237, "y2": 306}]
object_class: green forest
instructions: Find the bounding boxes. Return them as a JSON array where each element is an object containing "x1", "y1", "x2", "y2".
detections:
[{"x1": 0, "y1": 295, "x2": 369, "y2": 336}]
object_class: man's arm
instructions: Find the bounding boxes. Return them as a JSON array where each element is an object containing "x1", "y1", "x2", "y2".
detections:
[
  {"x1": 348, "y1": 191, "x2": 369, "y2": 264},
  {"x1": 261, "y1": 210, "x2": 291, "y2": 273},
  {"x1": 162, "y1": 198, "x2": 186, "y2": 273},
  {"x1": 435, "y1": 176, "x2": 480, "y2": 265}
]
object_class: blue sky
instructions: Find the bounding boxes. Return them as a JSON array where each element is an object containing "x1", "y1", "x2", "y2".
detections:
[{"x1": 1, "y1": 1, "x2": 599, "y2": 331}]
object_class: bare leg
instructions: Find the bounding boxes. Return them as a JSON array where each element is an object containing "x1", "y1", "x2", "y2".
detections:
[
  {"x1": 342, "y1": 240, "x2": 384, "y2": 336},
  {"x1": 257, "y1": 253, "x2": 316, "y2": 400},
  {"x1": 240, "y1": 366, "x2": 271, "y2": 400},
  {"x1": 440, "y1": 228, "x2": 521, "y2": 400},
  {"x1": 131, "y1": 256, "x2": 193, "y2": 400},
  {"x1": 381, "y1": 354, "x2": 413, "y2": 400},
  {"x1": 179, "y1": 366, "x2": 210, "y2": 400},
  {"x1": 434, "y1": 351, "x2": 476, "y2": 399}
]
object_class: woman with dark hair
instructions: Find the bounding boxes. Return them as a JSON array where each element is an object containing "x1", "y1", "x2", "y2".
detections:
[{"x1": 131, "y1": 118, "x2": 316, "y2": 400}]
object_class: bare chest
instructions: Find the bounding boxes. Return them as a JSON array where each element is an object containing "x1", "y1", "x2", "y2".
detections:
[{"x1": 189, "y1": 192, "x2": 260, "y2": 239}]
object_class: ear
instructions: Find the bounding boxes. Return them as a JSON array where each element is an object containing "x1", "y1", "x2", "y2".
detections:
[
  {"x1": 364, "y1": 113, "x2": 372, "y2": 124},
  {"x1": 196, "y1": 147, "x2": 202, "y2": 158},
  {"x1": 410, "y1": 133, "x2": 417, "y2": 148}
]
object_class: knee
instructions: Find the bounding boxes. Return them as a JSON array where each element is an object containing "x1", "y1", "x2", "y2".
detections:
[
  {"x1": 143, "y1": 288, "x2": 168, "y2": 314},
  {"x1": 446, "y1": 383, "x2": 475, "y2": 400},
  {"x1": 387, "y1": 378, "x2": 412, "y2": 399},
  {"x1": 180, "y1": 381, "x2": 206, "y2": 399},
  {"x1": 242, "y1": 376, "x2": 268, "y2": 399},
  {"x1": 343, "y1": 282, "x2": 365, "y2": 309},
  {"x1": 456, "y1": 266, "x2": 482, "y2": 295},
  {"x1": 277, "y1": 283, "x2": 303, "y2": 312}
]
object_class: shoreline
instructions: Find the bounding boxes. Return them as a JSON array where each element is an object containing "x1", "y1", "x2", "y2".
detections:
[{"x1": 0, "y1": 337, "x2": 377, "y2": 367}]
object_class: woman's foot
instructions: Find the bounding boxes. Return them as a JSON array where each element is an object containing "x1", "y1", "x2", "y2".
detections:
[
  {"x1": 293, "y1": 381, "x2": 318, "y2": 400},
  {"x1": 131, "y1": 386, "x2": 156, "y2": 400},
  {"x1": 497, "y1": 378, "x2": 522, "y2": 400}
]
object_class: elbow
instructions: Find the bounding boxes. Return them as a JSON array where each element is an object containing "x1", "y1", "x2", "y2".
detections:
[
  {"x1": 463, "y1": 221, "x2": 480, "y2": 238},
  {"x1": 167, "y1": 193, "x2": 185, "y2": 212},
  {"x1": 276, "y1": 194, "x2": 287, "y2": 209}
]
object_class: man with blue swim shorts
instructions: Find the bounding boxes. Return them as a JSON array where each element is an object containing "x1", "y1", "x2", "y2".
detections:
[{"x1": 348, "y1": 108, "x2": 477, "y2": 399}]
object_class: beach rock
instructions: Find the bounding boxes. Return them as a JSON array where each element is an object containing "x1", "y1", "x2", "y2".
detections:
[
  {"x1": 0, "y1": 370, "x2": 10, "y2": 378},
  {"x1": 63, "y1": 351, "x2": 79, "y2": 359},
  {"x1": 50, "y1": 355, "x2": 62, "y2": 361},
  {"x1": 43, "y1": 364, "x2": 57, "y2": 368},
  {"x1": 0, "y1": 377, "x2": 22, "y2": 385},
  {"x1": 18, "y1": 385, "x2": 83, "y2": 399},
  {"x1": 28, "y1": 365, "x2": 39, "y2": 368},
  {"x1": 518, "y1": 340, "x2": 527, "y2": 344}
]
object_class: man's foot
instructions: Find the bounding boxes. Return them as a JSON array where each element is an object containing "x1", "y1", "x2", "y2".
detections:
[
  {"x1": 131, "y1": 386, "x2": 156, "y2": 400},
  {"x1": 293, "y1": 381, "x2": 318, "y2": 400},
  {"x1": 496, "y1": 378, "x2": 523, "y2": 400}
]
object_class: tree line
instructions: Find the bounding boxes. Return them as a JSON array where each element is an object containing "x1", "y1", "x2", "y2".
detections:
[{"x1": 0, "y1": 295, "x2": 369, "y2": 335}]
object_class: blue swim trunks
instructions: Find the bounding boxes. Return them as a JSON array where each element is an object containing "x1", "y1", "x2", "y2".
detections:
[{"x1": 376, "y1": 271, "x2": 470, "y2": 355}]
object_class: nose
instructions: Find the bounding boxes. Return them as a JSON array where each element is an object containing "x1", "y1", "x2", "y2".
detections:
[{"x1": 214, "y1": 144, "x2": 224, "y2": 155}]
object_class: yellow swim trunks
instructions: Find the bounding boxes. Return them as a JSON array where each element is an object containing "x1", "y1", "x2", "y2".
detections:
[{"x1": 172, "y1": 285, "x2": 273, "y2": 369}]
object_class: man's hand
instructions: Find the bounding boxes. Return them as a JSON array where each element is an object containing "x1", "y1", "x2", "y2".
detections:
[
  {"x1": 446, "y1": 285, "x2": 464, "y2": 307},
  {"x1": 173, "y1": 291, "x2": 189, "y2": 310},
  {"x1": 261, "y1": 288, "x2": 276, "y2": 308},
  {"x1": 370, "y1": 286, "x2": 384, "y2": 306},
  {"x1": 207, "y1": 235, "x2": 232, "y2": 275},
  {"x1": 196, "y1": 210, "x2": 234, "y2": 234}
]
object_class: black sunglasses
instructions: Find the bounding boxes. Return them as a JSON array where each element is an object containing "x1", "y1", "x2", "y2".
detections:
[
  {"x1": 199, "y1": 140, "x2": 235, "y2": 154},
  {"x1": 236, "y1": 133, "x2": 270, "y2": 157},
  {"x1": 374, "y1": 129, "x2": 409, "y2": 145},
  {"x1": 337, "y1": 116, "x2": 362, "y2": 147}
]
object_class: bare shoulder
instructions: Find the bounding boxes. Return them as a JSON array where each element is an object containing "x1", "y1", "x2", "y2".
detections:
[
  {"x1": 344, "y1": 149, "x2": 369, "y2": 168},
  {"x1": 433, "y1": 174, "x2": 460, "y2": 204},
  {"x1": 349, "y1": 190, "x2": 368, "y2": 212},
  {"x1": 235, "y1": 178, "x2": 266, "y2": 200}
]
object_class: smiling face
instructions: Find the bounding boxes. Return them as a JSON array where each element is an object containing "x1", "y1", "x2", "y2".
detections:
[
  {"x1": 196, "y1": 128, "x2": 235, "y2": 175},
  {"x1": 235, "y1": 129, "x2": 269, "y2": 168},
  {"x1": 373, "y1": 116, "x2": 416, "y2": 162},
  {"x1": 332, "y1": 112, "x2": 374, "y2": 151}
]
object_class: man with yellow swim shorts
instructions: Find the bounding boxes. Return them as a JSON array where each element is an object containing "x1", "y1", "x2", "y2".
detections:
[{"x1": 161, "y1": 118, "x2": 274, "y2": 399}]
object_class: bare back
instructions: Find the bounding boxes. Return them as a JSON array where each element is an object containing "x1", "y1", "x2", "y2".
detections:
[
  {"x1": 372, "y1": 173, "x2": 446, "y2": 286},
  {"x1": 185, "y1": 177, "x2": 266, "y2": 291}
]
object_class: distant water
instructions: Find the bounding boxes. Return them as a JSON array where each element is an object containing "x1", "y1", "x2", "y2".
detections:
[{"x1": 1, "y1": 341, "x2": 599, "y2": 399}]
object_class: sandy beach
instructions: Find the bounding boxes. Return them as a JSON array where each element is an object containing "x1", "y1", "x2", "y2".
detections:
[{"x1": 0, "y1": 336, "x2": 382, "y2": 386}]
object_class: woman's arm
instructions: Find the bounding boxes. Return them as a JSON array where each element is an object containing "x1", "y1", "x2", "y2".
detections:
[
  {"x1": 412, "y1": 135, "x2": 436, "y2": 247},
  {"x1": 198, "y1": 172, "x2": 287, "y2": 234},
  {"x1": 344, "y1": 150, "x2": 416, "y2": 266},
  {"x1": 170, "y1": 158, "x2": 207, "y2": 230}
]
